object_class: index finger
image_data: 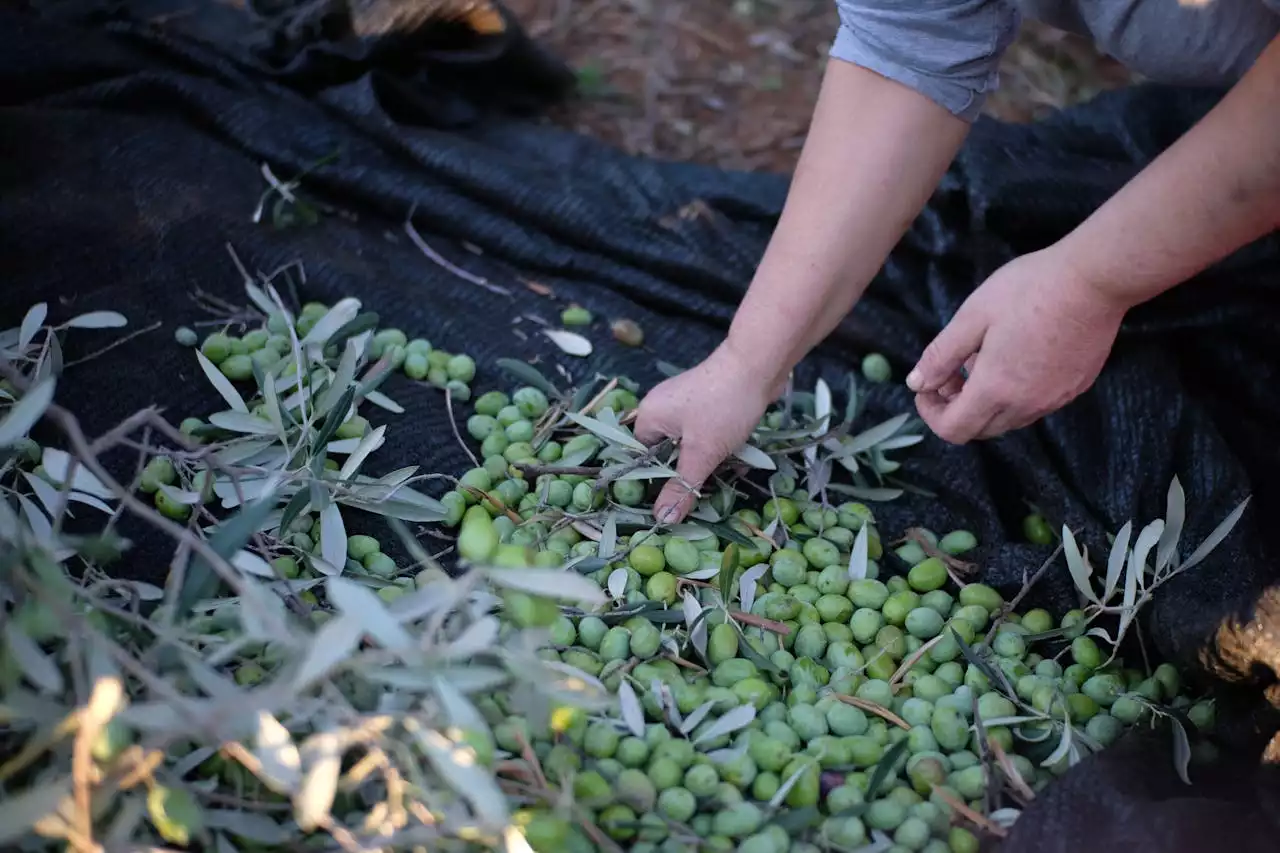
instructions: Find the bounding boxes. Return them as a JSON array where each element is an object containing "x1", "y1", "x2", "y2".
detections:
[{"x1": 915, "y1": 380, "x2": 1001, "y2": 445}]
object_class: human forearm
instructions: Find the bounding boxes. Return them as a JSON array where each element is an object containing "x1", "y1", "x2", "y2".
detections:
[
  {"x1": 1058, "y1": 35, "x2": 1280, "y2": 309},
  {"x1": 724, "y1": 58, "x2": 969, "y2": 392}
]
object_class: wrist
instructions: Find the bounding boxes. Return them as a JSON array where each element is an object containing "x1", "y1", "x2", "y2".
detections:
[
  {"x1": 719, "y1": 331, "x2": 793, "y2": 402},
  {"x1": 1043, "y1": 238, "x2": 1142, "y2": 315}
]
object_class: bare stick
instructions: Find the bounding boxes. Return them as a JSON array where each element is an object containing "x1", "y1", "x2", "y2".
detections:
[
  {"x1": 403, "y1": 212, "x2": 510, "y2": 295},
  {"x1": 984, "y1": 540, "x2": 1066, "y2": 645},
  {"x1": 444, "y1": 387, "x2": 480, "y2": 469},
  {"x1": 62, "y1": 321, "x2": 162, "y2": 369}
]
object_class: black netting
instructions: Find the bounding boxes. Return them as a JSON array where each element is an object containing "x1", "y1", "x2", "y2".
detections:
[{"x1": 3, "y1": 1, "x2": 1280, "y2": 848}]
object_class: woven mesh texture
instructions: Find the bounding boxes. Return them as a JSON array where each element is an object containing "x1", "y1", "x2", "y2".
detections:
[{"x1": 4, "y1": 2, "x2": 1280, "y2": 847}]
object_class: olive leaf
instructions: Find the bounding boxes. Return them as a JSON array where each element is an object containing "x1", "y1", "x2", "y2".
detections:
[
  {"x1": 847, "y1": 522, "x2": 869, "y2": 580},
  {"x1": 1155, "y1": 476, "x2": 1185, "y2": 571},
  {"x1": 19, "y1": 303, "x2": 47, "y2": 349},
  {"x1": 598, "y1": 511, "x2": 618, "y2": 560},
  {"x1": 679, "y1": 700, "x2": 717, "y2": 737},
  {"x1": 542, "y1": 328, "x2": 592, "y2": 357},
  {"x1": 414, "y1": 725, "x2": 510, "y2": 829},
  {"x1": 843, "y1": 413, "x2": 911, "y2": 455},
  {"x1": 682, "y1": 592, "x2": 707, "y2": 659},
  {"x1": 1103, "y1": 520, "x2": 1133, "y2": 602},
  {"x1": 693, "y1": 703, "x2": 756, "y2": 746},
  {"x1": 3, "y1": 622, "x2": 64, "y2": 694},
  {"x1": 495, "y1": 358, "x2": 560, "y2": 398},
  {"x1": 866, "y1": 739, "x2": 910, "y2": 798},
  {"x1": 1169, "y1": 717, "x2": 1193, "y2": 785},
  {"x1": 737, "y1": 564, "x2": 768, "y2": 614},
  {"x1": 1061, "y1": 526, "x2": 1098, "y2": 604},
  {"x1": 0, "y1": 375, "x2": 55, "y2": 447},
  {"x1": 770, "y1": 758, "x2": 817, "y2": 808},
  {"x1": 562, "y1": 411, "x2": 646, "y2": 453},
  {"x1": 64, "y1": 310, "x2": 128, "y2": 329},
  {"x1": 732, "y1": 443, "x2": 777, "y2": 471},
  {"x1": 617, "y1": 681, "x2": 646, "y2": 738},
  {"x1": 1178, "y1": 496, "x2": 1250, "y2": 573},
  {"x1": 253, "y1": 711, "x2": 302, "y2": 794},
  {"x1": 485, "y1": 567, "x2": 607, "y2": 607},
  {"x1": 195, "y1": 350, "x2": 249, "y2": 413},
  {"x1": 718, "y1": 543, "x2": 740, "y2": 605},
  {"x1": 176, "y1": 488, "x2": 280, "y2": 615}
]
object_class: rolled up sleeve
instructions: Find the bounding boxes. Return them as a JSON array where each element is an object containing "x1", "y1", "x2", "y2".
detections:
[{"x1": 831, "y1": 0, "x2": 1021, "y2": 121}]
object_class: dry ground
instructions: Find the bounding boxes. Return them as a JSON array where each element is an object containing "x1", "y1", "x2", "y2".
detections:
[{"x1": 505, "y1": 0, "x2": 1136, "y2": 173}]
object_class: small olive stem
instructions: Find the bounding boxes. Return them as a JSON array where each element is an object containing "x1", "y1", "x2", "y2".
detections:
[{"x1": 982, "y1": 539, "x2": 1066, "y2": 646}]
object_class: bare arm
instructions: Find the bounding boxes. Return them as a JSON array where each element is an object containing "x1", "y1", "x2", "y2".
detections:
[
  {"x1": 723, "y1": 58, "x2": 970, "y2": 394},
  {"x1": 1059, "y1": 34, "x2": 1280, "y2": 309}
]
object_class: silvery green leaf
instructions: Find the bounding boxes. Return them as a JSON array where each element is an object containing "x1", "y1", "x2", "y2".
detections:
[
  {"x1": 66, "y1": 490, "x2": 113, "y2": 513},
  {"x1": 0, "y1": 778, "x2": 70, "y2": 846},
  {"x1": 988, "y1": 809, "x2": 1023, "y2": 829},
  {"x1": 1170, "y1": 717, "x2": 1193, "y2": 785},
  {"x1": 738, "y1": 564, "x2": 768, "y2": 614},
  {"x1": 154, "y1": 484, "x2": 201, "y2": 507},
  {"x1": 732, "y1": 443, "x2": 777, "y2": 471},
  {"x1": 300, "y1": 298, "x2": 360, "y2": 348},
  {"x1": 1156, "y1": 476, "x2": 1186, "y2": 571},
  {"x1": 683, "y1": 592, "x2": 707, "y2": 658},
  {"x1": 316, "y1": 341, "x2": 359, "y2": 418},
  {"x1": 445, "y1": 616, "x2": 500, "y2": 659},
  {"x1": 231, "y1": 550, "x2": 276, "y2": 578},
  {"x1": 1086, "y1": 626, "x2": 1116, "y2": 644},
  {"x1": 338, "y1": 425, "x2": 386, "y2": 481},
  {"x1": 607, "y1": 568, "x2": 629, "y2": 599},
  {"x1": 563, "y1": 411, "x2": 647, "y2": 452},
  {"x1": 813, "y1": 377, "x2": 832, "y2": 432},
  {"x1": 18, "y1": 494, "x2": 53, "y2": 547},
  {"x1": 848, "y1": 523, "x2": 870, "y2": 580},
  {"x1": 486, "y1": 567, "x2": 607, "y2": 607},
  {"x1": 112, "y1": 580, "x2": 165, "y2": 601},
  {"x1": 65, "y1": 310, "x2": 127, "y2": 329},
  {"x1": 617, "y1": 682, "x2": 646, "y2": 738},
  {"x1": 213, "y1": 439, "x2": 276, "y2": 467},
  {"x1": 1103, "y1": 520, "x2": 1132, "y2": 602},
  {"x1": 611, "y1": 464, "x2": 679, "y2": 482},
  {"x1": 667, "y1": 523, "x2": 715, "y2": 541},
  {"x1": 415, "y1": 726, "x2": 509, "y2": 828},
  {"x1": 1128, "y1": 519, "x2": 1165, "y2": 587},
  {"x1": 1040, "y1": 720, "x2": 1073, "y2": 768},
  {"x1": 844, "y1": 413, "x2": 911, "y2": 455},
  {"x1": 253, "y1": 711, "x2": 302, "y2": 794},
  {"x1": 543, "y1": 328, "x2": 593, "y2": 357},
  {"x1": 1179, "y1": 496, "x2": 1251, "y2": 573},
  {"x1": 209, "y1": 411, "x2": 277, "y2": 435},
  {"x1": 23, "y1": 470, "x2": 66, "y2": 520},
  {"x1": 679, "y1": 700, "x2": 717, "y2": 736},
  {"x1": 0, "y1": 375, "x2": 54, "y2": 446},
  {"x1": 694, "y1": 704, "x2": 756, "y2": 746},
  {"x1": 243, "y1": 281, "x2": 278, "y2": 317},
  {"x1": 196, "y1": 349, "x2": 249, "y2": 413},
  {"x1": 826, "y1": 483, "x2": 904, "y2": 502},
  {"x1": 875, "y1": 434, "x2": 924, "y2": 451},
  {"x1": 19, "y1": 303, "x2": 47, "y2": 349},
  {"x1": 205, "y1": 811, "x2": 291, "y2": 844},
  {"x1": 682, "y1": 565, "x2": 722, "y2": 581},
  {"x1": 293, "y1": 735, "x2": 341, "y2": 832},
  {"x1": 706, "y1": 742, "x2": 749, "y2": 765},
  {"x1": 771, "y1": 758, "x2": 815, "y2": 808},
  {"x1": 41, "y1": 448, "x2": 113, "y2": 498},
  {"x1": 338, "y1": 495, "x2": 446, "y2": 523},
  {"x1": 328, "y1": 576, "x2": 414, "y2": 648},
  {"x1": 598, "y1": 512, "x2": 618, "y2": 560},
  {"x1": 1061, "y1": 526, "x2": 1098, "y2": 603},
  {"x1": 975, "y1": 715, "x2": 1051, "y2": 729},
  {"x1": 4, "y1": 622, "x2": 63, "y2": 694},
  {"x1": 363, "y1": 388, "x2": 404, "y2": 414},
  {"x1": 435, "y1": 677, "x2": 489, "y2": 731},
  {"x1": 292, "y1": 615, "x2": 363, "y2": 689},
  {"x1": 319, "y1": 503, "x2": 346, "y2": 576}
]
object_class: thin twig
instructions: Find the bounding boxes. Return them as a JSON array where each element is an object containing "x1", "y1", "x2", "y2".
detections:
[
  {"x1": 62, "y1": 320, "x2": 163, "y2": 369},
  {"x1": 445, "y1": 387, "x2": 480, "y2": 469},
  {"x1": 403, "y1": 211, "x2": 509, "y2": 295},
  {"x1": 930, "y1": 786, "x2": 1008, "y2": 838},
  {"x1": 984, "y1": 540, "x2": 1066, "y2": 645},
  {"x1": 832, "y1": 693, "x2": 910, "y2": 730}
]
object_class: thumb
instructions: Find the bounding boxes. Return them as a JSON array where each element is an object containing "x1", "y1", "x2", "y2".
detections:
[
  {"x1": 906, "y1": 309, "x2": 988, "y2": 393},
  {"x1": 652, "y1": 440, "x2": 722, "y2": 525}
]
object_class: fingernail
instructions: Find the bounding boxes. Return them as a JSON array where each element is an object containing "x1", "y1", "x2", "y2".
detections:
[{"x1": 905, "y1": 369, "x2": 923, "y2": 391}]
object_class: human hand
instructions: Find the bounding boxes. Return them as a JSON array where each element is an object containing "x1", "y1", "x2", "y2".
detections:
[
  {"x1": 905, "y1": 247, "x2": 1129, "y2": 443},
  {"x1": 634, "y1": 341, "x2": 784, "y2": 523}
]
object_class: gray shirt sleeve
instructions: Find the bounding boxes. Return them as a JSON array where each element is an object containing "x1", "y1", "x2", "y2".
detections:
[{"x1": 830, "y1": 0, "x2": 1022, "y2": 121}]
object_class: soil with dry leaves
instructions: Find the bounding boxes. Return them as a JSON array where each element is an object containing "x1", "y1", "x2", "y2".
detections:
[{"x1": 507, "y1": 0, "x2": 1136, "y2": 173}]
